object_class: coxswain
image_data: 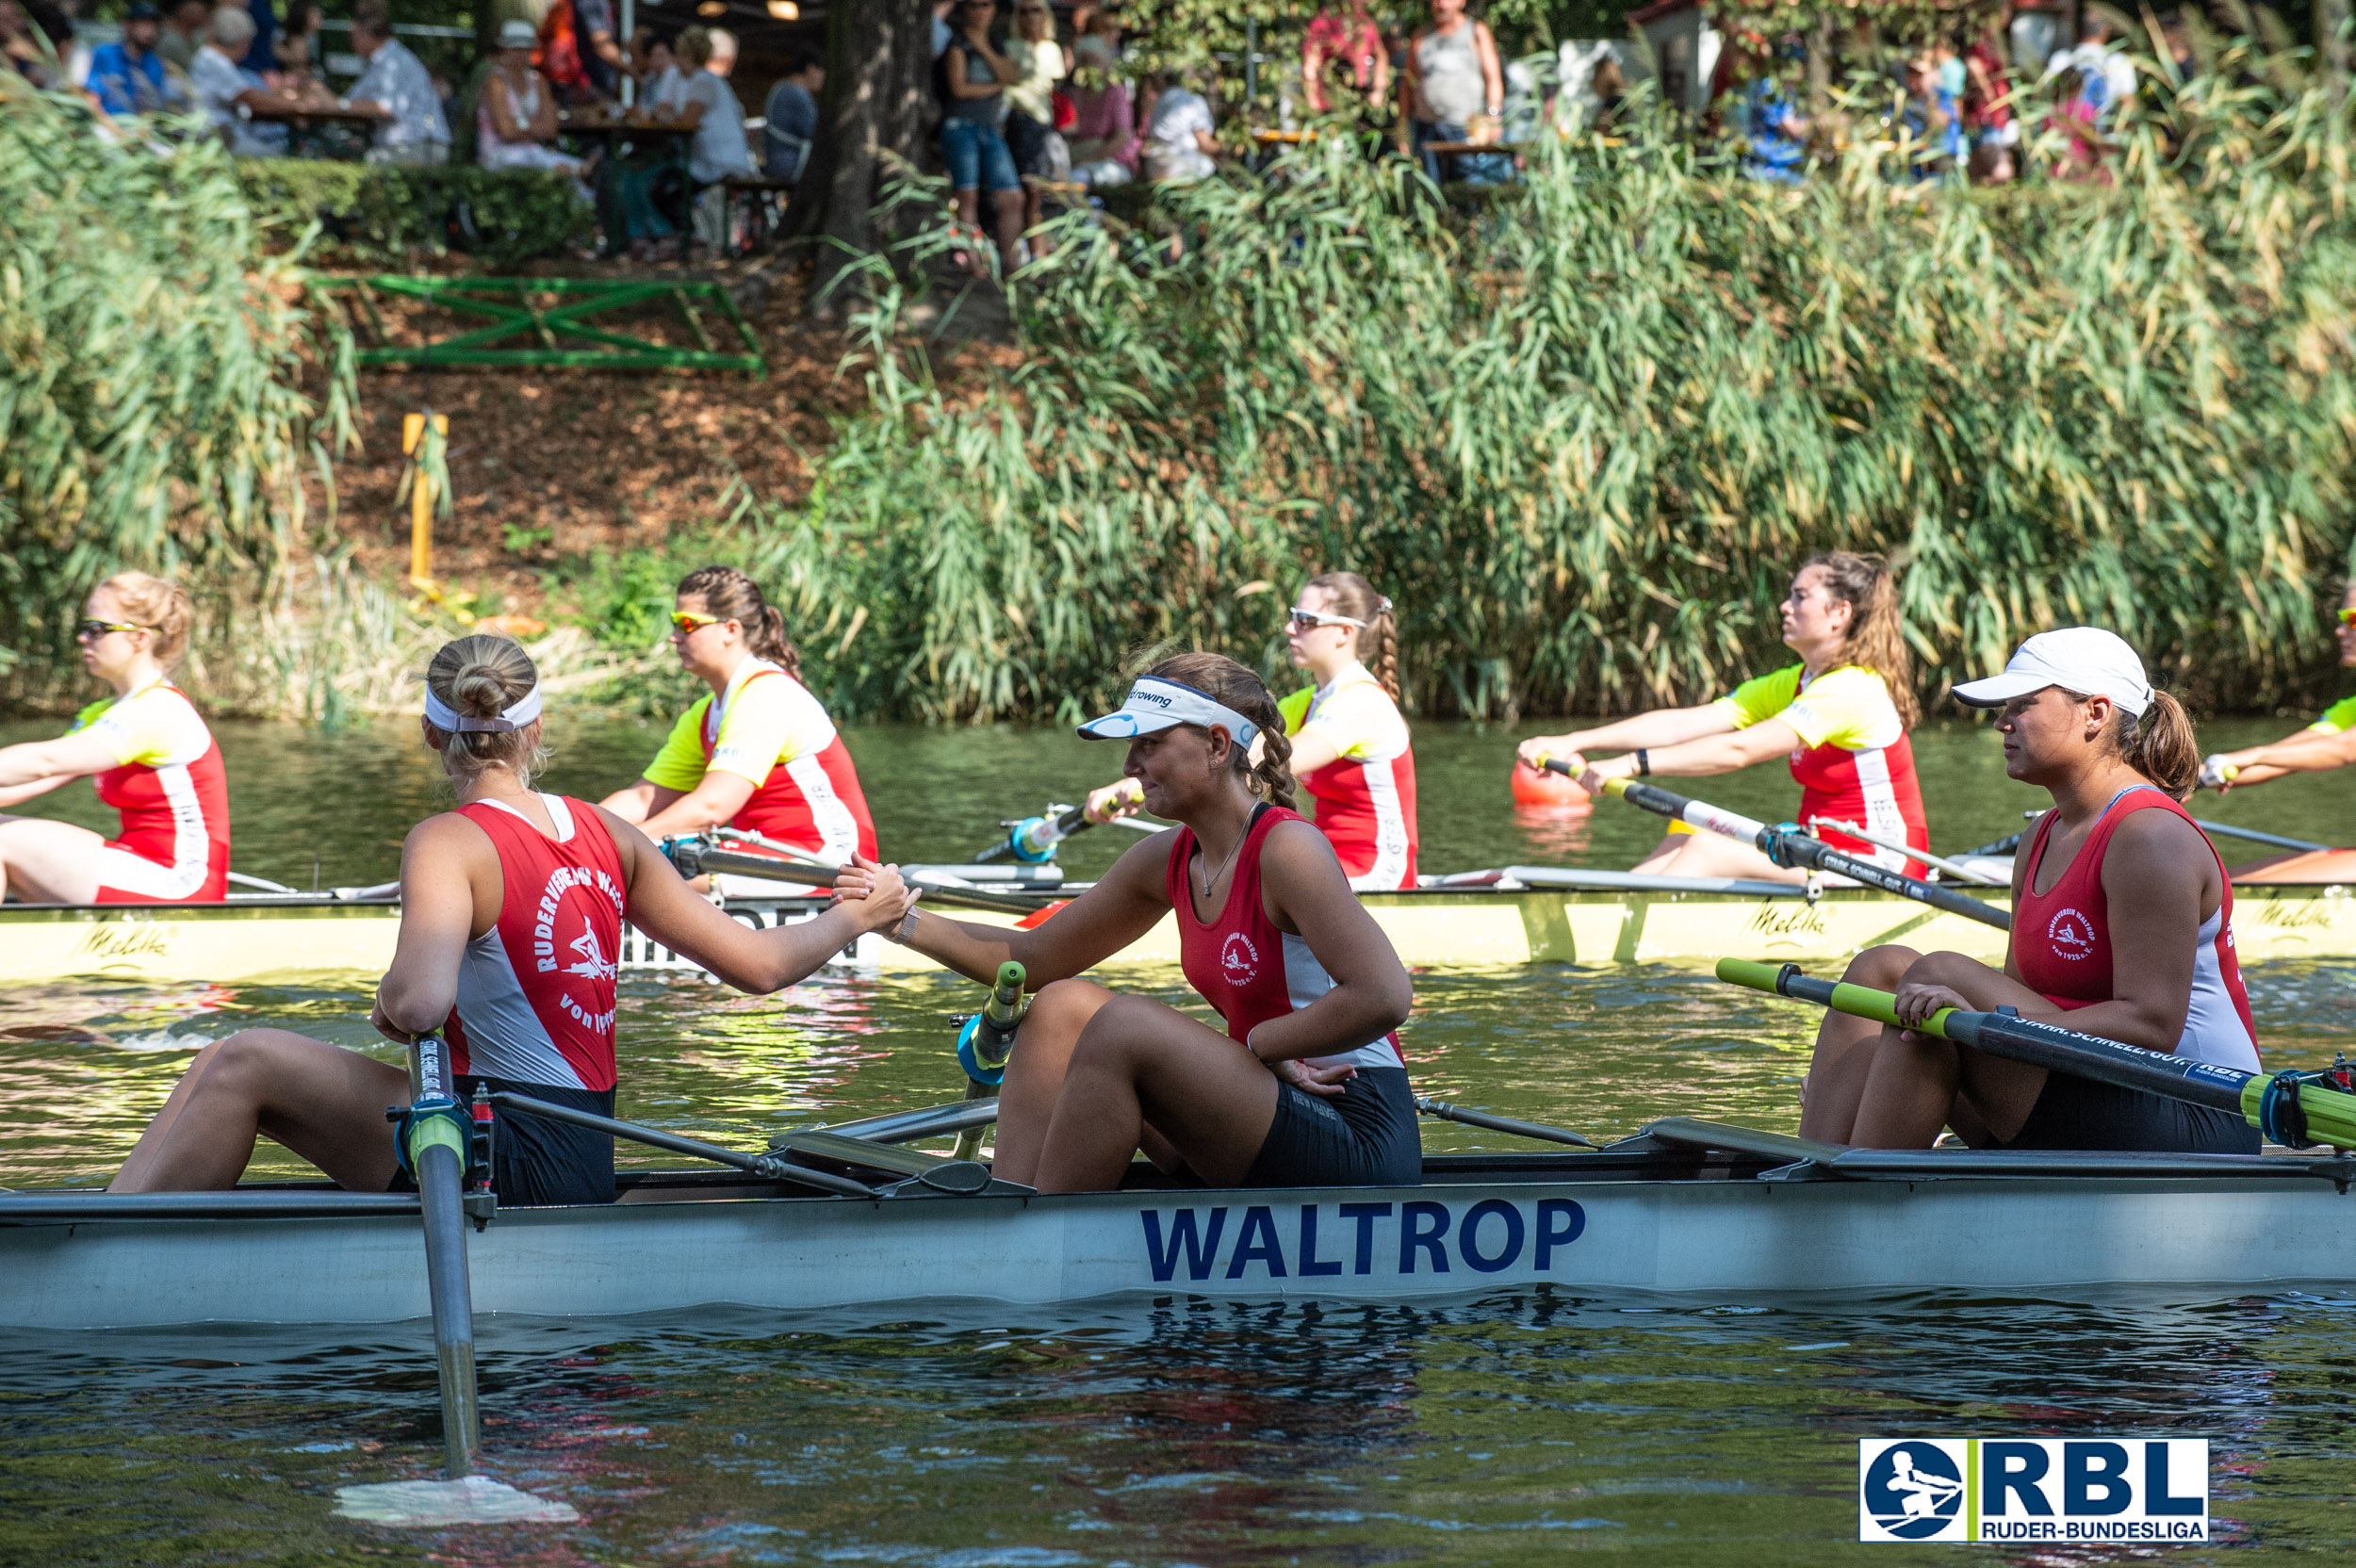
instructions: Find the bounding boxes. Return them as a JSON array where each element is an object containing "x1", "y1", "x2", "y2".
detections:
[
  {"x1": 2199, "y1": 580, "x2": 2356, "y2": 792},
  {"x1": 1086, "y1": 573, "x2": 1418, "y2": 889},
  {"x1": 1797, "y1": 628, "x2": 2259, "y2": 1153},
  {"x1": 601, "y1": 565, "x2": 878, "y2": 864},
  {"x1": 1514, "y1": 551, "x2": 1929, "y2": 881},
  {"x1": 0, "y1": 572, "x2": 228, "y2": 904},
  {"x1": 108, "y1": 633, "x2": 917, "y2": 1200},
  {"x1": 842, "y1": 653, "x2": 1418, "y2": 1193}
]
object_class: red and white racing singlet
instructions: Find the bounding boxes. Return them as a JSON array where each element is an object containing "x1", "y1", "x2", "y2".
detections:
[
  {"x1": 2013, "y1": 786, "x2": 2260, "y2": 1073},
  {"x1": 1166, "y1": 806, "x2": 1406, "y2": 1071},
  {"x1": 1277, "y1": 665, "x2": 1418, "y2": 890},
  {"x1": 641, "y1": 660, "x2": 878, "y2": 861},
  {"x1": 71, "y1": 680, "x2": 230, "y2": 904},
  {"x1": 443, "y1": 794, "x2": 627, "y2": 1091}
]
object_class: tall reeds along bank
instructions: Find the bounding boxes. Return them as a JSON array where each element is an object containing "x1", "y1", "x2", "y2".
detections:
[
  {"x1": 746, "y1": 51, "x2": 2356, "y2": 725},
  {"x1": 0, "y1": 80, "x2": 352, "y2": 709}
]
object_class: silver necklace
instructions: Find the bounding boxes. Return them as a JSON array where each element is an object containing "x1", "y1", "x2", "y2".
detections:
[{"x1": 1197, "y1": 828, "x2": 1247, "y2": 903}]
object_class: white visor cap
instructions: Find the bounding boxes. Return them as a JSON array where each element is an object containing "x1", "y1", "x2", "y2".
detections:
[
  {"x1": 1076, "y1": 677, "x2": 1261, "y2": 747},
  {"x1": 1951, "y1": 627, "x2": 2152, "y2": 718}
]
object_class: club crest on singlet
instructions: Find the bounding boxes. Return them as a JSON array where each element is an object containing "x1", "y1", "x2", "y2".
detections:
[
  {"x1": 1220, "y1": 931, "x2": 1261, "y2": 985},
  {"x1": 2045, "y1": 907, "x2": 2096, "y2": 959},
  {"x1": 564, "y1": 920, "x2": 617, "y2": 982}
]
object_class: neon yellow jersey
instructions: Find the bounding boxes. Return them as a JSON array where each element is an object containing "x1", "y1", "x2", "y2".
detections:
[
  {"x1": 643, "y1": 659, "x2": 840, "y2": 791},
  {"x1": 1711, "y1": 663, "x2": 1904, "y2": 752},
  {"x1": 71, "y1": 679, "x2": 213, "y2": 768},
  {"x1": 1277, "y1": 662, "x2": 1416, "y2": 890},
  {"x1": 2308, "y1": 694, "x2": 2356, "y2": 734}
]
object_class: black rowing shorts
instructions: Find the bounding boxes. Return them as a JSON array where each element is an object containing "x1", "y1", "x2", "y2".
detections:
[
  {"x1": 387, "y1": 1075, "x2": 617, "y2": 1207},
  {"x1": 1998, "y1": 1070, "x2": 2260, "y2": 1156},
  {"x1": 1242, "y1": 1065, "x2": 1423, "y2": 1187}
]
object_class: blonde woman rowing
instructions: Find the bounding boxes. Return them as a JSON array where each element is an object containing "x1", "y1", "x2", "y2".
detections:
[
  {"x1": 0, "y1": 573, "x2": 228, "y2": 904},
  {"x1": 1515, "y1": 551, "x2": 1929, "y2": 882},
  {"x1": 109, "y1": 634, "x2": 915, "y2": 1202},
  {"x1": 2200, "y1": 580, "x2": 2356, "y2": 794},
  {"x1": 1088, "y1": 573, "x2": 1420, "y2": 889}
]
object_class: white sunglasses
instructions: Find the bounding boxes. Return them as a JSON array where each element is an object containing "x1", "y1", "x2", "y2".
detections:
[{"x1": 1287, "y1": 606, "x2": 1367, "y2": 631}]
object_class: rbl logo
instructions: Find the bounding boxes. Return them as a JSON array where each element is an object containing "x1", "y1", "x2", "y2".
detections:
[
  {"x1": 1219, "y1": 932, "x2": 1259, "y2": 985},
  {"x1": 2046, "y1": 907, "x2": 2097, "y2": 959},
  {"x1": 1859, "y1": 1439, "x2": 2208, "y2": 1544}
]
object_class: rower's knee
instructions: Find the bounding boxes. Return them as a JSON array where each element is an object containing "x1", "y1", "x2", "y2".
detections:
[
  {"x1": 1023, "y1": 978, "x2": 1110, "y2": 1047},
  {"x1": 183, "y1": 1028, "x2": 318, "y2": 1098},
  {"x1": 1070, "y1": 994, "x2": 1165, "y2": 1070},
  {"x1": 1841, "y1": 944, "x2": 1922, "y2": 990}
]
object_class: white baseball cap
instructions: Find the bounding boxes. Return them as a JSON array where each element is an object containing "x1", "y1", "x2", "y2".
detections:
[
  {"x1": 499, "y1": 18, "x2": 536, "y2": 48},
  {"x1": 1951, "y1": 627, "x2": 2152, "y2": 717},
  {"x1": 1076, "y1": 677, "x2": 1261, "y2": 746}
]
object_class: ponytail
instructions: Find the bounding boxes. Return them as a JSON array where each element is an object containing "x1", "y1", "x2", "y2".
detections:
[
  {"x1": 1801, "y1": 550, "x2": 1916, "y2": 728},
  {"x1": 1145, "y1": 650, "x2": 1297, "y2": 810},
  {"x1": 678, "y1": 564, "x2": 802, "y2": 678},
  {"x1": 2119, "y1": 690, "x2": 2201, "y2": 800},
  {"x1": 1305, "y1": 569, "x2": 1402, "y2": 702}
]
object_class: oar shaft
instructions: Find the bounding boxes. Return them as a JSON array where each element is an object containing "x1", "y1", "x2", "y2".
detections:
[
  {"x1": 671, "y1": 841, "x2": 1047, "y2": 915},
  {"x1": 1415, "y1": 1096, "x2": 1597, "y2": 1149},
  {"x1": 1716, "y1": 958, "x2": 2356, "y2": 1146},
  {"x1": 406, "y1": 1034, "x2": 479, "y2": 1479},
  {"x1": 2188, "y1": 819, "x2": 2331, "y2": 855},
  {"x1": 483, "y1": 1091, "x2": 878, "y2": 1198},
  {"x1": 1605, "y1": 778, "x2": 2010, "y2": 931}
]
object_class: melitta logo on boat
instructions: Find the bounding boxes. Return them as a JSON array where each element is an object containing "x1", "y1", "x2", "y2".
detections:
[
  {"x1": 1139, "y1": 1198, "x2": 1585, "y2": 1283},
  {"x1": 1858, "y1": 1439, "x2": 2208, "y2": 1544},
  {"x1": 2046, "y1": 907, "x2": 2097, "y2": 959},
  {"x1": 1220, "y1": 932, "x2": 1259, "y2": 985}
]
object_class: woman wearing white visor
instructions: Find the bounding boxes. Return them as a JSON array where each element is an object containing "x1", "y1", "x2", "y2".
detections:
[
  {"x1": 841, "y1": 652, "x2": 1419, "y2": 1193},
  {"x1": 1794, "y1": 627, "x2": 2262, "y2": 1153}
]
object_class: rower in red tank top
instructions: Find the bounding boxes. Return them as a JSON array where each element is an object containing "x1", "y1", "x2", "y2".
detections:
[
  {"x1": 874, "y1": 653, "x2": 1421, "y2": 1194},
  {"x1": 107, "y1": 634, "x2": 923, "y2": 1202},
  {"x1": 1085, "y1": 572, "x2": 1420, "y2": 890},
  {"x1": 604, "y1": 565, "x2": 879, "y2": 866},
  {"x1": 1796, "y1": 628, "x2": 2260, "y2": 1155}
]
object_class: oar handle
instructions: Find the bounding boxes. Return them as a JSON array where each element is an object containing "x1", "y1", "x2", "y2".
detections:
[{"x1": 1715, "y1": 957, "x2": 2356, "y2": 1148}]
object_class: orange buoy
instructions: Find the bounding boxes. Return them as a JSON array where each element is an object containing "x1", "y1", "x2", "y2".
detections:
[{"x1": 1511, "y1": 760, "x2": 1591, "y2": 809}]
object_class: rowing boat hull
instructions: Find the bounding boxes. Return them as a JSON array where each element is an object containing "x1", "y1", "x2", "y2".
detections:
[
  {"x1": 4, "y1": 880, "x2": 2352, "y2": 982},
  {"x1": 8, "y1": 1163, "x2": 2354, "y2": 1329}
]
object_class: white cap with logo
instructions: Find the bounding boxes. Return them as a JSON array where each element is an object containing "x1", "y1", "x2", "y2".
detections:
[
  {"x1": 1077, "y1": 677, "x2": 1261, "y2": 746},
  {"x1": 1950, "y1": 627, "x2": 2153, "y2": 717}
]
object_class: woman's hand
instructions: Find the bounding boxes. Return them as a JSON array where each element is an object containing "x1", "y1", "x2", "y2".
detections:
[
  {"x1": 369, "y1": 993, "x2": 418, "y2": 1046},
  {"x1": 833, "y1": 852, "x2": 918, "y2": 934},
  {"x1": 1083, "y1": 777, "x2": 1143, "y2": 825},
  {"x1": 1274, "y1": 1056, "x2": 1356, "y2": 1099},
  {"x1": 1891, "y1": 981, "x2": 1970, "y2": 1038},
  {"x1": 1514, "y1": 735, "x2": 1579, "y2": 771},
  {"x1": 1576, "y1": 752, "x2": 1639, "y2": 795}
]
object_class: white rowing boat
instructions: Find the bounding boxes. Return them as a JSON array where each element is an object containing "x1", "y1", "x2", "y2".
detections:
[
  {"x1": 10, "y1": 870, "x2": 2356, "y2": 982},
  {"x1": 8, "y1": 1117, "x2": 2353, "y2": 1330}
]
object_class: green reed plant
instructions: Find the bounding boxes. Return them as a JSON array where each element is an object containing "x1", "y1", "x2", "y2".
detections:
[
  {"x1": 0, "y1": 81, "x2": 352, "y2": 696},
  {"x1": 750, "y1": 43, "x2": 2356, "y2": 724}
]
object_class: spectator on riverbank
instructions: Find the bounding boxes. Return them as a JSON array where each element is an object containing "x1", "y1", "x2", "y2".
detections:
[
  {"x1": 345, "y1": 3, "x2": 447, "y2": 165},
  {"x1": 1962, "y1": 27, "x2": 2016, "y2": 183},
  {"x1": 155, "y1": 0, "x2": 204, "y2": 72},
  {"x1": 1400, "y1": 0, "x2": 1503, "y2": 184},
  {"x1": 633, "y1": 26, "x2": 689, "y2": 113},
  {"x1": 941, "y1": 0, "x2": 1024, "y2": 274},
  {"x1": 1065, "y1": 29, "x2": 1135, "y2": 187},
  {"x1": 88, "y1": 3, "x2": 175, "y2": 116},
  {"x1": 2042, "y1": 65, "x2": 2108, "y2": 183},
  {"x1": 1903, "y1": 49, "x2": 1959, "y2": 177},
  {"x1": 478, "y1": 17, "x2": 587, "y2": 179},
  {"x1": 1143, "y1": 64, "x2": 1217, "y2": 182},
  {"x1": 761, "y1": 47, "x2": 821, "y2": 182},
  {"x1": 1006, "y1": 0, "x2": 1064, "y2": 233},
  {"x1": 1302, "y1": 0, "x2": 1387, "y2": 117},
  {"x1": 1733, "y1": 45, "x2": 1806, "y2": 183},
  {"x1": 190, "y1": 7, "x2": 289, "y2": 154},
  {"x1": 2048, "y1": 12, "x2": 2134, "y2": 122}
]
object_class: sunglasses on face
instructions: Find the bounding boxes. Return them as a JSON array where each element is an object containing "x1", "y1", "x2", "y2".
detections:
[
  {"x1": 75, "y1": 619, "x2": 144, "y2": 641},
  {"x1": 670, "y1": 610, "x2": 723, "y2": 633},
  {"x1": 2337, "y1": 608, "x2": 2356, "y2": 627},
  {"x1": 1287, "y1": 607, "x2": 1367, "y2": 632}
]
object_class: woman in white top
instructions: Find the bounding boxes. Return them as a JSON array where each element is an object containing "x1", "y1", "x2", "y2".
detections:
[
  {"x1": 1005, "y1": 0, "x2": 1066, "y2": 237},
  {"x1": 478, "y1": 18, "x2": 588, "y2": 179},
  {"x1": 1143, "y1": 66, "x2": 1217, "y2": 182}
]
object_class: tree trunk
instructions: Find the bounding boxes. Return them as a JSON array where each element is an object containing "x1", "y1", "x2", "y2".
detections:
[
  {"x1": 803, "y1": 0, "x2": 938, "y2": 320},
  {"x1": 2320, "y1": 0, "x2": 2351, "y2": 108}
]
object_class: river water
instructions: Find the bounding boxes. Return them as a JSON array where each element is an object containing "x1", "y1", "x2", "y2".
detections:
[{"x1": 6, "y1": 713, "x2": 2356, "y2": 1564}]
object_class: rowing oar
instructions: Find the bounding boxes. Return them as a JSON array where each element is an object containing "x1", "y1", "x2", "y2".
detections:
[
  {"x1": 973, "y1": 802, "x2": 1164, "y2": 865},
  {"x1": 949, "y1": 961, "x2": 1028, "y2": 1161},
  {"x1": 1717, "y1": 957, "x2": 2356, "y2": 1150},
  {"x1": 1532, "y1": 760, "x2": 2009, "y2": 932},
  {"x1": 663, "y1": 838, "x2": 1050, "y2": 916},
  {"x1": 1416, "y1": 1096, "x2": 1597, "y2": 1149},
  {"x1": 399, "y1": 1032, "x2": 480, "y2": 1478}
]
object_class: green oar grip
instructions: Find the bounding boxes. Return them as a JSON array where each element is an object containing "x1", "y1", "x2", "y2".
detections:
[{"x1": 1714, "y1": 958, "x2": 1963, "y2": 1038}]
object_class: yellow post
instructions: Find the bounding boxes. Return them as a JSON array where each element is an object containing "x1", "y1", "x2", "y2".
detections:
[{"x1": 401, "y1": 412, "x2": 448, "y2": 591}]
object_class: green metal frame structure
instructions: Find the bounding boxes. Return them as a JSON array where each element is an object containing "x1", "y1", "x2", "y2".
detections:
[{"x1": 309, "y1": 276, "x2": 765, "y2": 373}]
